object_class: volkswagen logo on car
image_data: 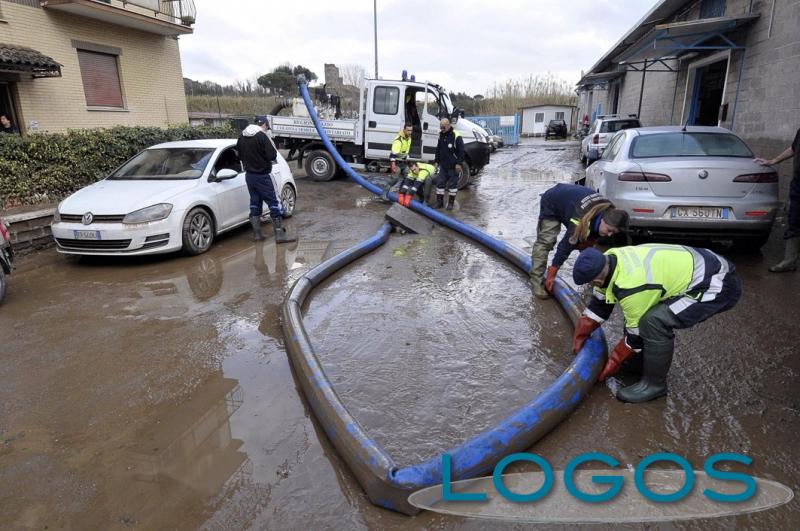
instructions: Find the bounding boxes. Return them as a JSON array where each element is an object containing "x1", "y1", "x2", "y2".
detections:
[
  {"x1": 698, "y1": 170, "x2": 709, "y2": 179},
  {"x1": 82, "y1": 212, "x2": 93, "y2": 225}
]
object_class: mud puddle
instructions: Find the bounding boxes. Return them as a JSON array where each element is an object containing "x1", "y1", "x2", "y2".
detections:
[{"x1": 304, "y1": 230, "x2": 570, "y2": 465}]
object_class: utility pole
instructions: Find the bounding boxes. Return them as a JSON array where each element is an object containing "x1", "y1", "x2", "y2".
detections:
[{"x1": 373, "y1": 0, "x2": 379, "y2": 78}]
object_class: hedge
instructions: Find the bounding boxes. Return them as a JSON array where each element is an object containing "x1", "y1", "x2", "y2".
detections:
[{"x1": 0, "y1": 124, "x2": 237, "y2": 208}]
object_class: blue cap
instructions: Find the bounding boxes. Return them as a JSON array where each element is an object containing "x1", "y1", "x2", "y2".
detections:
[
  {"x1": 572, "y1": 248, "x2": 607, "y2": 285},
  {"x1": 255, "y1": 115, "x2": 269, "y2": 125}
]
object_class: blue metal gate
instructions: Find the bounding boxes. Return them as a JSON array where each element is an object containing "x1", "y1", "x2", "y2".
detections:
[{"x1": 467, "y1": 114, "x2": 521, "y2": 145}]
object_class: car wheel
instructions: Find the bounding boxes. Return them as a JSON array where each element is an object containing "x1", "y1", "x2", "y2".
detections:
[
  {"x1": 304, "y1": 150, "x2": 337, "y2": 181},
  {"x1": 0, "y1": 268, "x2": 6, "y2": 304},
  {"x1": 182, "y1": 207, "x2": 214, "y2": 255},
  {"x1": 731, "y1": 233, "x2": 770, "y2": 253},
  {"x1": 281, "y1": 183, "x2": 296, "y2": 218},
  {"x1": 457, "y1": 161, "x2": 472, "y2": 188}
]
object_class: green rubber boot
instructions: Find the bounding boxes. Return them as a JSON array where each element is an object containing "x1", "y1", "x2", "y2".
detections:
[
  {"x1": 530, "y1": 242, "x2": 550, "y2": 300},
  {"x1": 617, "y1": 341, "x2": 673, "y2": 403},
  {"x1": 769, "y1": 237, "x2": 799, "y2": 273}
]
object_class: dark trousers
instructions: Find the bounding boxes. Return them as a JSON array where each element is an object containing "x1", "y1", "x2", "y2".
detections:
[
  {"x1": 400, "y1": 177, "x2": 432, "y2": 201},
  {"x1": 436, "y1": 167, "x2": 459, "y2": 193},
  {"x1": 640, "y1": 264, "x2": 742, "y2": 354},
  {"x1": 246, "y1": 172, "x2": 282, "y2": 218},
  {"x1": 382, "y1": 162, "x2": 409, "y2": 194},
  {"x1": 785, "y1": 177, "x2": 800, "y2": 239}
]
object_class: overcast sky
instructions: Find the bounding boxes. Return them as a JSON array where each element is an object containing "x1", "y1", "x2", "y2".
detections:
[{"x1": 180, "y1": 0, "x2": 659, "y2": 95}]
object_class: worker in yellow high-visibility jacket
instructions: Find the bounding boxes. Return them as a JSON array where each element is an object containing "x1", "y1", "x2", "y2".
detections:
[
  {"x1": 397, "y1": 161, "x2": 436, "y2": 206},
  {"x1": 571, "y1": 244, "x2": 741, "y2": 403},
  {"x1": 380, "y1": 123, "x2": 413, "y2": 201}
]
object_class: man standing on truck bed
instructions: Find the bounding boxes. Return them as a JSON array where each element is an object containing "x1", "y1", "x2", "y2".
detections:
[
  {"x1": 434, "y1": 118, "x2": 465, "y2": 211},
  {"x1": 380, "y1": 124, "x2": 413, "y2": 202},
  {"x1": 237, "y1": 116, "x2": 296, "y2": 243}
]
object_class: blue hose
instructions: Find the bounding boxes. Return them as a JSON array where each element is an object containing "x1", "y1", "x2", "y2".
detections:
[{"x1": 279, "y1": 77, "x2": 607, "y2": 515}]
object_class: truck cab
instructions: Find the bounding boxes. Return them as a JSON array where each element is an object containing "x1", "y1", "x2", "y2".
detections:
[
  {"x1": 362, "y1": 78, "x2": 490, "y2": 184},
  {"x1": 268, "y1": 74, "x2": 490, "y2": 185}
]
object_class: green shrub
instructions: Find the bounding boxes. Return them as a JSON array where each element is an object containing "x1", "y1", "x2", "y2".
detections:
[{"x1": 0, "y1": 124, "x2": 236, "y2": 208}]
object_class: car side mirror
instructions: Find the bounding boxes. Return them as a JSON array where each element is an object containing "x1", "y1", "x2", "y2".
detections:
[{"x1": 215, "y1": 168, "x2": 238, "y2": 181}]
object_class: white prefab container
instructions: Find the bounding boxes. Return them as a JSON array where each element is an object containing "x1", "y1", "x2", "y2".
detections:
[{"x1": 520, "y1": 105, "x2": 575, "y2": 136}]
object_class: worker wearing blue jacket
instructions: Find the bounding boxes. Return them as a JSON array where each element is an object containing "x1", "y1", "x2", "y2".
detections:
[{"x1": 530, "y1": 183, "x2": 629, "y2": 299}]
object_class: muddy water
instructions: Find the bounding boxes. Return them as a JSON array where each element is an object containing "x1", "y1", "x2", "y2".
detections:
[
  {"x1": 304, "y1": 234, "x2": 570, "y2": 466},
  {"x1": 1, "y1": 138, "x2": 799, "y2": 530}
]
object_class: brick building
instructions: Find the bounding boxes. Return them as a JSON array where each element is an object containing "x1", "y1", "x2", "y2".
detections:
[
  {"x1": 0, "y1": 0, "x2": 195, "y2": 134},
  {"x1": 576, "y1": 0, "x2": 799, "y2": 198}
]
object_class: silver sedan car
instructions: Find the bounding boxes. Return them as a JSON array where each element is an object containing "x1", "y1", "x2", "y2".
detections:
[{"x1": 585, "y1": 126, "x2": 779, "y2": 249}]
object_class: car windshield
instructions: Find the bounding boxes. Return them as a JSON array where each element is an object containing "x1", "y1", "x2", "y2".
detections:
[
  {"x1": 631, "y1": 132, "x2": 753, "y2": 158},
  {"x1": 600, "y1": 120, "x2": 639, "y2": 133},
  {"x1": 108, "y1": 148, "x2": 214, "y2": 180}
]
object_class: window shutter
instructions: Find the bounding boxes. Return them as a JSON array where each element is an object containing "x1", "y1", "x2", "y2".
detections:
[{"x1": 77, "y1": 50, "x2": 124, "y2": 108}]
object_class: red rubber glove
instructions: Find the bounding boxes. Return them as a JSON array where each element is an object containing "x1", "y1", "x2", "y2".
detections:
[
  {"x1": 598, "y1": 339, "x2": 636, "y2": 381},
  {"x1": 390, "y1": 162, "x2": 397, "y2": 174},
  {"x1": 544, "y1": 266, "x2": 559, "y2": 293},
  {"x1": 572, "y1": 315, "x2": 601, "y2": 354}
]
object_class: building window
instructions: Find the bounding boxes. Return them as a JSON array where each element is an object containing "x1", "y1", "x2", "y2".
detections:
[
  {"x1": 700, "y1": 0, "x2": 726, "y2": 19},
  {"x1": 534, "y1": 112, "x2": 544, "y2": 123},
  {"x1": 373, "y1": 86, "x2": 399, "y2": 115},
  {"x1": 77, "y1": 50, "x2": 124, "y2": 108},
  {"x1": 555, "y1": 111, "x2": 565, "y2": 120}
]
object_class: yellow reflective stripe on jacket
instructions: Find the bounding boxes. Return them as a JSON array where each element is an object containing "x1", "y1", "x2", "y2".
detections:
[
  {"x1": 602, "y1": 244, "x2": 694, "y2": 329},
  {"x1": 390, "y1": 133, "x2": 411, "y2": 159},
  {"x1": 411, "y1": 162, "x2": 436, "y2": 182}
]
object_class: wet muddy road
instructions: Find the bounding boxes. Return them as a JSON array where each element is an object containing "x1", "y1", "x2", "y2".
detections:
[{"x1": 2, "y1": 138, "x2": 800, "y2": 529}]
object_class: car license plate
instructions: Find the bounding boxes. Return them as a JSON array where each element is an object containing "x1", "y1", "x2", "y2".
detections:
[
  {"x1": 671, "y1": 207, "x2": 727, "y2": 219},
  {"x1": 73, "y1": 230, "x2": 101, "y2": 240}
]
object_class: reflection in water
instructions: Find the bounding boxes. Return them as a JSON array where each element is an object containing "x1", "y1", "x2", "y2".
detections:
[{"x1": 124, "y1": 372, "x2": 256, "y2": 527}]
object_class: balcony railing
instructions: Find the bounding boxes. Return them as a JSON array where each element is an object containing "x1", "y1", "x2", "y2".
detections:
[
  {"x1": 41, "y1": 0, "x2": 197, "y2": 34},
  {"x1": 99, "y1": 0, "x2": 196, "y2": 26},
  {"x1": 124, "y1": 0, "x2": 197, "y2": 26}
]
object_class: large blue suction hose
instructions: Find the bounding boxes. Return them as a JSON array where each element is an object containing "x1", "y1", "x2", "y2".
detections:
[{"x1": 280, "y1": 76, "x2": 607, "y2": 515}]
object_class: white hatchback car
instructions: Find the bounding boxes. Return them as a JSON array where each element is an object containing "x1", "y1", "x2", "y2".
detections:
[{"x1": 51, "y1": 139, "x2": 297, "y2": 256}]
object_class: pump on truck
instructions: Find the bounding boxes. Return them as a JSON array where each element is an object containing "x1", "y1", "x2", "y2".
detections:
[{"x1": 266, "y1": 72, "x2": 491, "y2": 187}]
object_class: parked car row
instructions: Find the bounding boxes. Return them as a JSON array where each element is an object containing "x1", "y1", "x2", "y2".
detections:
[
  {"x1": 580, "y1": 114, "x2": 642, "y2": 164},
  {"x1": 545, "y1": 119, "x2": 568, "y2": 140},
  {"x1": 483, "y1": 128, "x2": 505, "y2": 152},
  {"x1": 583, "y1": 125, "x2": 779, "y2": 250},
  {"x1": 50, "y1": 139, "x2": 298, "y2": 257}
]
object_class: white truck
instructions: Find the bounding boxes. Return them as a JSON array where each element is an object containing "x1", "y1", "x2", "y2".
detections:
[{"x1": 267, "y1": 75, "x2": 491, "y2": 187}]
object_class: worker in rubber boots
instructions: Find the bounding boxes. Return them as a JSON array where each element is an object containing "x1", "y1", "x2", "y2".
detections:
[
  {"x1": 397, "y1": 161, "x2": 436, "y2": 206},
  {"x1": 755, "y1": 126, "x2": 800, "y2": 273},
  {"x1": 380, "y1": 123, "x2": 413, "y2": 202},
  {"x1": 570, "y1": 245, "x2": 742, "y2": 403},
  {"x1": 530, "y1": 183, "x2": 629, "y2": 299},
  {"x1": 237, "y1": 116, "x2": 296, "y2": 243},
  {"x1": 434, "y1": 118, "x2": 465, "y2": 211}
]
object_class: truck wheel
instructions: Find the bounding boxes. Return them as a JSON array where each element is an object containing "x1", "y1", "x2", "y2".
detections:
[
  {"x1": 457, "y1": 161, "x2": 472, "y2": 188},
  {"x1": 304, "y1": 150, "x2": 337, "y2": 181}
]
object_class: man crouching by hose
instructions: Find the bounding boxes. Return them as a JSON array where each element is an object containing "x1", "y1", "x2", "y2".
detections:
[
  {"x1": 434, "y1": 118, "x2": 465, "y2": 211},
  {"x1": 570, "y1": 245, "x2": 741, "y2": 403},
  {"x1": 237, "y1": 116, "x2": 296, "y2": 243}
]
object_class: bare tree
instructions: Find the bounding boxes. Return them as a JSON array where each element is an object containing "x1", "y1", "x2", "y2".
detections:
[{"x1": 340, "y1": 64, "x2": 367, "y2": 87}]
